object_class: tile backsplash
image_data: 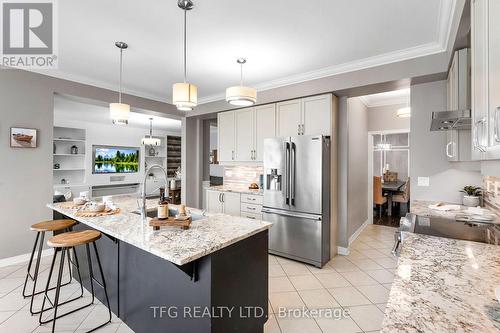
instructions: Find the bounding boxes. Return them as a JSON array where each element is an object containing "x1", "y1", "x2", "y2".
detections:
[
  {"x1": 224, "y1": 165, "x2": 264, "y2": 188},
  {"x1": 483, "y1": 176, "x2": 500, "y2": 215}
]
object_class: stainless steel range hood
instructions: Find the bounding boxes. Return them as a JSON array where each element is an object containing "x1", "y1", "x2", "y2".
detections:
[{"x1": 430, "y1": 109, "x2": 471, "y2": 131}]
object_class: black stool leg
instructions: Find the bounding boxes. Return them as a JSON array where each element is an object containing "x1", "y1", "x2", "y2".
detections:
[
  {"x1": 22, "y1": 231, "x2": 41, "y2": 297},
  {"x1": 88, "y1": 242, "x2": 112, "y2": 332},
  {"x1": 39, "y1": 248, "x2": 59, "y2": 324},
  {"x1": 50, "y1": 247, "x2": 66, "y2": 333}
]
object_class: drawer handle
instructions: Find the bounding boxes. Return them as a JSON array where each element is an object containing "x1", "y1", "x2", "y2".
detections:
[
  {"x1": 247, "y1": 216, "x2": 255, "y2": 219},
  {"x1": 247, "y1": 197, "x2": 255, "y2": 201},
  {"x1": 247, "y1": 207, "x2": 256, "y2": 210}
]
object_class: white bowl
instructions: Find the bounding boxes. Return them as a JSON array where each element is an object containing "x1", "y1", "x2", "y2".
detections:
[
  {"x1": 73, "y1": 197, "x2": 87, "y2": 205},
  {"x1": 87, "y1": 202, "x2": 106, "y2": 212}
]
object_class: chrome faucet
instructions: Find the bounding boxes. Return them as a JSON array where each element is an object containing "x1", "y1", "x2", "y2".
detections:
[{"x1": 141, "y1": 164, "x2": 169, "y2": 220}]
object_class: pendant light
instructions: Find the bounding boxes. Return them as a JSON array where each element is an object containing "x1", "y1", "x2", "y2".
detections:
[
  {"x1": 142, "y1": 118, "x2": 161, "y2": 146},
  {"x1": 226, "y1": 58, "x2": 257, "y2": 106},
  {"x1": 110, "y1": 42, "x2": 131, "y2": 125},
  {"x1": 172, "y1": 0, "x2": 197, "y2": 111},
  {"x1": 397, "y1": 91, "x2": 411, "y2": 118}
]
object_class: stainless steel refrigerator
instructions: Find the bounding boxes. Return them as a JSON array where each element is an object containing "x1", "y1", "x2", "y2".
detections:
[{"x1": 262, "y1": 135, "x2": 330, "y2": 267}]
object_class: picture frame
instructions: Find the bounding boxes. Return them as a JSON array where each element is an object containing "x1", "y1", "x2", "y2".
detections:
[{"x1": 10, "y1": 127, "x2": 38, "y2": 148}]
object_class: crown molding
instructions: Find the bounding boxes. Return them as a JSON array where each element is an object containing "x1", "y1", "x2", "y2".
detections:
[{"x1": 198, "y1": 41, "x2": 444, "y2": 105}]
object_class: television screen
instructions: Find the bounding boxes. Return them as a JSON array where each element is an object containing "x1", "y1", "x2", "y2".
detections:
[{"x1": 93, "y1": 146, "x2": 140, "y2": 174}]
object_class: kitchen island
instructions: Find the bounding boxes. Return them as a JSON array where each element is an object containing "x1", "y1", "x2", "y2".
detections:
[
  {"x1": 381, "y1": 232, "x2": 500, "y2": 333},
  {"x1": 47, "y1": 195, "x2": 272, "y2": 333}
]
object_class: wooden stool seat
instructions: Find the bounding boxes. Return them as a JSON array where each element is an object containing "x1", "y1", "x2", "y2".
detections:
[
  {"x1": 30, "y1": 219, "x2": 76, "y2": 232},
  {"x1": 47, "y1": 230, "x2": 101, "y2": 248}
]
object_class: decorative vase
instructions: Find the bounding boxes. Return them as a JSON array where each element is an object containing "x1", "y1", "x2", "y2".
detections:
[
  {"x1": 463, "y1": 195, "x2": 480, "y2": 207},
  {"x1": 71, "y1": 145, "x2": 78, "y2": 154},
  {"x1": 149, "y1": 146, "x2": 156, "y2": 157}
]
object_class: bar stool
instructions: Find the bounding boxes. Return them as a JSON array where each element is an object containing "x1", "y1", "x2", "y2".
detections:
[
  {"x1": 39, "y1": 230, "x2": 111, "y2": 333},
  {"x1": 23, "y1": 219, "x2": 80, "y2": 315}
]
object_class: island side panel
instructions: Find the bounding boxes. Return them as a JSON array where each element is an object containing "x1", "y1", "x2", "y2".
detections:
[
  {"x1": 119, "y1": 239, "x2": 212, "y2": 333},
  {"x1": 210, "y1": 230, "x2": 269, "y2": 333},
  {"x1": 73, "y1": 222, "x2": 120, "y2": 315}
]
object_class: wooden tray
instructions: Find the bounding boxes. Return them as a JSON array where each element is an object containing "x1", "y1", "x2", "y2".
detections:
[
  {"x1": 75, "y1": 208, "x2": 121, "y2": 217},
  {"x1": 150, "y1": 216, "x2": 192, "y2": 230}
]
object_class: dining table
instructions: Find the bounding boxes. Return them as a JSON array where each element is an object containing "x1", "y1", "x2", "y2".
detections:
[{"x1": 382, "y1": 180, "x2": 406, "y2": 216}]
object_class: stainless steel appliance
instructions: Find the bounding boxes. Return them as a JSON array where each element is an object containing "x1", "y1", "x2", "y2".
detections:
[
  {"x1": 392, "y1": 213, "x2": 500, "y2": 255},
  {"x1": 262, "y1": 135, "x2": 330, "y2": 267}
]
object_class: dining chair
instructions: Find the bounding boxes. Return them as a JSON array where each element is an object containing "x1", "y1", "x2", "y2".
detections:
[
  {"x1": 373, "y1": 176, "x2": 387, "y2": 219},
  {"x1": 393, "y1": 177, "x2": 410, "y2": 215}
]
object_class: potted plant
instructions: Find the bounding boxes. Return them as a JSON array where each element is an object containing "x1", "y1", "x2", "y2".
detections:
[{"x1": 460, "y1": 186, "x2": 482, "y2": 207}]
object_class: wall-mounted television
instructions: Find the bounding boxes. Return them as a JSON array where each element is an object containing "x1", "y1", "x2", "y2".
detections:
[{"x1": 92, "y1": 145, "x2": 140, "y2": 174}]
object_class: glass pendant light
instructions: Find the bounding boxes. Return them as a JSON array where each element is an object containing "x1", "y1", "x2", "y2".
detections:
[
  {"x1": 110, "y1": 42, "x2": 131, "y2": 125},
  {"x1": 142, "y1": 118, "x2": 161, "y2": 146},
  {"x1": 172, "y1": 0, "x2": 197, "y2": 111},
  {"x1": 226, "y1": 58, "x2": 257, "y2": 106}
]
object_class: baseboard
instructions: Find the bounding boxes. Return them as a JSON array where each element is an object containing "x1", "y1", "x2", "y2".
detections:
[
  {"x1": 337, "y1": 246, "x2": 350, "y2": 256},
  {"x1": 0, "y1": 249, "x2": 52, "y2": 268},
  {"x1": 348, "y1": 219, "x2": 369, "y2": 246}
]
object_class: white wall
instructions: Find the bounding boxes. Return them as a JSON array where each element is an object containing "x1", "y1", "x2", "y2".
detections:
[
  {"x1": 368, "y1": 103, "x2": 410, "y2": 131},
  {"x1": 347, "y1": 97, "x2": 369, "y2": 241},
  {"x1": 410, "y1": 80, "x2": 482, "y2": 203},
  {"x1": 54, "y1": 100, "x2": 180, "y2": 187}
]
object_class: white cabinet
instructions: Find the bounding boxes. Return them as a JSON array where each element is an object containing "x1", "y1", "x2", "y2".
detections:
[
  {"x1": 255, "y1": 104, "x2": 276, "y2": 161},
  {"x1": 471, "y1": 0, "x2": 500, "y2": 160},
  {"x1": 218, "y1": 111, "x2": 235, "y2": 161},
  {"x1": 488, "y1": 0, "x2": 500, "y2": 158},
  {"x1": 277, "y1": 94, "x2": 332, "y2": 137},
  {"x1": 222, "y1": 192, "x2": 241, "y2": 216},
  {"x1": 235, "y1": 108, "x2": 254, "y2": 161},
  {"x1": 302, "y1": 95, "x2": 332, "y2": 136},
  {"x1": 218, "y1": 94, "x2": 331, "y2": 162},
  {"x1": 277, "y1": 99, "x2": 302, "y2": 136},
  {"x1": 207, "y1": 190, "x2": 223, "y2": 213},
  {"x1": 219, "y1": 105, "x2": 276, "y2": 162},
  {"x1": 206, "y1": 190, "x2": 240, "y2": 215}
]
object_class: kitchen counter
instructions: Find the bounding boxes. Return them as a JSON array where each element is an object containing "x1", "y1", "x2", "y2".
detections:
[
  {"x1": 48, "y1": 195, "x2": 271, "y2": 265},
  {"x1": 411, "y1": 200, "x2": 500, "y2": 224},
  {"x1": 381, "y1": 232, "x2": 500, "y2": 333},
  {"x1": 47, "y1": 195, "x2": 271, "y2": 332},
  {"x1": 205, "y1": 185, "x2": 263, "y2": 195}
]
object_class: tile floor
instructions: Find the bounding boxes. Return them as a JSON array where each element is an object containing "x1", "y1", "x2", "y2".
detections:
[
  {"x1": 0, "y1": 224, "x2": 397, "y2": 332},
  {"x1": 265, "y1": 224, "x2": 397, "y2": 333}
]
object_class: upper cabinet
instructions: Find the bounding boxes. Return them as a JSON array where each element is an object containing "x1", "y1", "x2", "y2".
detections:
[
  {"x1": 218, "y1": 93, "x2": 332, "y2": 163},
  {"x1": 218, "y1": 111, "x2": 235, "y2": 161},
  {"x1": 277, "y1": 94, "x2": 332, "y2": 137},
  {"x1": 301, "y1": 95, "x2": 332, "y2": 136},
  {"x1": 255, "y1": 104, "x2": 276, "y2": 161},
  {"x1": 471, "y1": 0, "x2": 500, "y2": 160},
  {"x1": 276, "y1": 99, "x2": 302, "y2": 136}
]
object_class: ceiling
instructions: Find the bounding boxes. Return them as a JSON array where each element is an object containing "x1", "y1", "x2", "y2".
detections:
[
  {"x1": 38, "y1": 0, "x2": 457, "y2": 105},
  {"x1": 359, "y1": 89, "x2": 410, "y2": 108},
  {"x1": 54, "y1": 96, "x2": 182, "y2": 132}
]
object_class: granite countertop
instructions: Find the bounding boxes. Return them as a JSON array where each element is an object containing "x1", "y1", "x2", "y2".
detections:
[
  {"x1": 381, "y1": 232, "x2": 500, "y2": 333},
  {"x1": 205, "y1": 185, "x2": 264, "y2": 196},
  {"x1": 47, "y1": 195, "x2": 271, "y2": 266},
  {"x1": 411, "y1": 200, "x2": 500, "y2": 224}
]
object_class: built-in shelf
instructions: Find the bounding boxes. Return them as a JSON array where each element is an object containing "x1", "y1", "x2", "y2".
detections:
[
  {"x1": 53, "y1": 183, "x2": 86, "y2": 188},
  {"x1": 53, "y1": 168, "x2": 86, "y2": 171},
  {"x1": 146, "y1": 155, "x2": 166, "y2": 158}
]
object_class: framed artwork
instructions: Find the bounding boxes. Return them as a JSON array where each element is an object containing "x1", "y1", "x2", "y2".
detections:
[{"x1": 10, "y1": 127, "x2": 38, "y2": 148}]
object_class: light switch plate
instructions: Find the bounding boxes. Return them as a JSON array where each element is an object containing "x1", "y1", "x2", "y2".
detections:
[{"x1": 418, "y1": 177, "x2": 430, "y2": 187}]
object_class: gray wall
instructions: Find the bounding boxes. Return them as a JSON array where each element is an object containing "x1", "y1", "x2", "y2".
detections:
[
  {"x1": 410, "y1": 80, "x2": 482, "y2": 203},
  {"x1": 0, "y1": 69, "x2": 180, "y2": 259},
  {"x1": 347, "y1": 98, "x2": 369, "y2": 241},
  {"x1": 367, "y1": 103, "x2": 411, "y2": 132}
]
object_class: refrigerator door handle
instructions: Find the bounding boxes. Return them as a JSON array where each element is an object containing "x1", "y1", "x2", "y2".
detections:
[
  {"x1": 284, "y1": 141, "x2": 290, "y2": 205},
  {"x1": 290, "y1": 142, "x2": 296, "y2": 206},
  {"x1": 262, "y1": 207, "x2": 322, "y2": 221}
]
